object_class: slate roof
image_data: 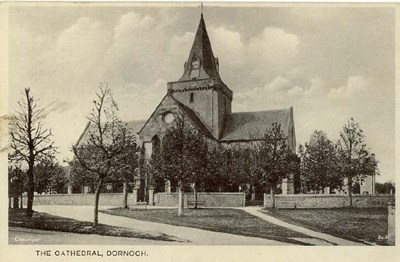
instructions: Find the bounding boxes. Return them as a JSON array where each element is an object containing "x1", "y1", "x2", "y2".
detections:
[
  {"x1": 77, "y1": 106, "x2": 293, "y2": 146},
  {"x1": 126, "y1": 120, "x2": 147, "y2": 133},
  {"x1": 75, "y1": 120, "x2": 146, "y2": 147},
  {"x1": 221, "y1": 108, "x2": 292, "y2": 141}
]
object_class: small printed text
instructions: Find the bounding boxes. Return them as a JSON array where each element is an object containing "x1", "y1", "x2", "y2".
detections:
[{"x1": 35, "y1": 250, "x2": 149, "y2": 257}]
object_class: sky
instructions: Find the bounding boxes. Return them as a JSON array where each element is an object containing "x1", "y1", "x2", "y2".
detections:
[{"x1": 8, "y1": 4, "x2": 395, "y2": 182}]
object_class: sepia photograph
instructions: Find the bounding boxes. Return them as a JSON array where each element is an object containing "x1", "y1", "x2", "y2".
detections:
[{"x1": 1, "y1": 1, "x2": 397, "y2": 256}]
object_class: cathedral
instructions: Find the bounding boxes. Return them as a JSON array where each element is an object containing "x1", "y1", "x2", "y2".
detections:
[
  {"x1": 77, "y1": 14, "x2": 297, "y2": 196},
  {"x1": 135, "y1": 14, "x2": 296, "y2": 194}
]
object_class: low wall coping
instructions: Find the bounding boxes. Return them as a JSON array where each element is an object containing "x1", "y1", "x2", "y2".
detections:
[
  {"x1": 264, "y1": 194, "x2": 393, "y2": 198},
  {"x1": 23, "y1": 193, "x2": 132, "y2": 198},
  {"x1": 156, "y1": 192, "x2": 245, "y2": 195}
]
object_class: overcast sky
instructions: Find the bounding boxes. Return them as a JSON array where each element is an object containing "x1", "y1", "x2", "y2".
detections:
[{"x1": 8, "y1": 4, "x2": 395, "y2": 182}]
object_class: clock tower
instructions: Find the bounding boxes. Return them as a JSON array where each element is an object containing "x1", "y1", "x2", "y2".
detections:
[{"x1": 167, "y1": 14, "x2": 233, "y2": 139}]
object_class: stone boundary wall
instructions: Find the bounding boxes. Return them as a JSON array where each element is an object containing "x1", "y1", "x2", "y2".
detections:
[
  {"x1": 22, "y1": 193, "x2": 136, "y2": 206},
  {"x1": 388, "y1": 205, "x2": 395, "y2": 245},
  {"x1": 263, "y1": 194, "x2": 394, "y2": 209},
  {"x1": 154, "y1": 192, "x2": 246, "y2": 207}
]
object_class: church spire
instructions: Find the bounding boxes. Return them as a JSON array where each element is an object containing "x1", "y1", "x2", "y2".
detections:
[{"x1": 179, "y1": 13, "x2": 220, "y2": 81}]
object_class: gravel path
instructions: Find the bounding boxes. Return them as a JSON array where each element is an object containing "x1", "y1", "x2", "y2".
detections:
[{"x1": 34, "y1": 205, "x2": 292, "y2": 245}]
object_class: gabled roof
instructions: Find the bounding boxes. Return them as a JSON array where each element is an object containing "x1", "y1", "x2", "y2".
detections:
[
  {"x1": 76, "y1": 105, "x2": 295, "y2": 148},
  {"x1": 221, "y1": 108, "x2": 292, "y2": 141},
  {"x1": 179, "y1": 15, "x2": 219, "y2": 81},
  {"x1": 138, "y1": 93, "x2": 169, "y2": 136},
  {"x1": 74, "y1": 122, "x2": 91, "y2": 147},
  {"x1": 75, "y1": 120, "x2": 146, "y2": 147},
  {"x1": 126, "y1": 120, "x2": 147, "y2": 133},
  {"x1": 138, "y1": 93, "x2": 214, "y2": 141}
]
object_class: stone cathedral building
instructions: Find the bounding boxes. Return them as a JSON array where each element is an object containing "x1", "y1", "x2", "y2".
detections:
[{"x1": 77, "y1": 14, "x2": 297, "y2": 196}]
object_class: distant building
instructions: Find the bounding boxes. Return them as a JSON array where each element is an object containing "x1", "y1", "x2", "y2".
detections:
[{"x1": 333, "y1": 175, "x2": 376, "y2": 195}]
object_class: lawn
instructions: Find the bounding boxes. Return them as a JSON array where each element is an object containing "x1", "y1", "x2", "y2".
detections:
[
  {"x1": 9, "y1": 208, "x2": 180, "y2": 242},
  {"x1": 265, "y1": 208, "x2": 389, "y2": 245},
  {"x1": 100, "y1": 208, "x2": 311, "y2": 245}
]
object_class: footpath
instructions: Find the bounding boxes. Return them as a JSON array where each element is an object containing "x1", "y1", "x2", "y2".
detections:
[
  {"x1": 34, "y1": 205, "x2": 291, "y2": 245},
  {"x1": 240, "y1": 207, "x2": 366, "y2": 246},
  {"x1": 33, "y1": 205, "x2": 366, "y2": 246}
]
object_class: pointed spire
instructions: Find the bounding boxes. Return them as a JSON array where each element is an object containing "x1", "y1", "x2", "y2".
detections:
[{"x1": 179, "y1": 13, "x2": 219, "y2": 81}]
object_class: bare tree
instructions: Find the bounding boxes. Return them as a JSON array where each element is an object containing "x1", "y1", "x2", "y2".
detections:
[
  {"x1": 72, "y1": 83, "x2": 130, "y2": 226},
  {"x1": 9, "y1": 88, "x2": 55, "y2": 217}
]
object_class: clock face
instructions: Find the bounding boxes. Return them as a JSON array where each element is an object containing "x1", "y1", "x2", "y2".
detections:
[
  {"x1": 191, "y1": 58, "x2": 200, "y2": 69},
  {"x1": 164, "y1": 113, "x2": 175, "y2": 123}
]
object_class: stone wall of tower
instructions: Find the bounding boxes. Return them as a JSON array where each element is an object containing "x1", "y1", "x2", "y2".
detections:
[
  {"x1": 172, "y1": 87, "x2": 231, "y2": 139},
  {"x1": 216, "y1": 89, "x2": 232, "y2": 138},
  {"x1": 214, "y1": 89, "x2": 222, "y2": 138},
  {"x1": 172, "y1": 89, "x2": 213, "y2": 131}
]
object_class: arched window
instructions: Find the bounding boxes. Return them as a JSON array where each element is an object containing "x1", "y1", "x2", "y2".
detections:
[
  {"x1": 190, "y1": 92, "x2": 194, "y2": 103},
  {"x1": 151, "y1": 135, "x2": 160, "y2": 157}
]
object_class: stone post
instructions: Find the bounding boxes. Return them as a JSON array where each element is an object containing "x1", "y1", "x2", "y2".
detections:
[
  {"x1": 67, "y1": 185, "x2": 72, "y2": 195},
  {"x1": 251, "y1": 186, "x2": 256, "y2": 201},
  {"x1": 281, "y1": 179, "x2": 288, "y2": 195},
  {"x1": 282, "y1": 174, "x2": 295, "y2": 195},
  {"x1": 84, "y1": 186, "x2": 90, "y2": 194},
  {"x1": 178, "y1": 188, "x2": 184, "y2": 216},
  {"x1": 132, "y1": 189, "x2": 138, "y2": 204},
  {"x1": 263, "y1": 193, "x2": 267, "y2": 207},
  {"x1": 165, "y1": 180, "x2": 171, "y2": 193},
  {"x1": 388, "y1": 205, "x2": 395, "y2": 245},
  {"x1": 148, "y1": 189, "x2": 154, "y2": 206}
]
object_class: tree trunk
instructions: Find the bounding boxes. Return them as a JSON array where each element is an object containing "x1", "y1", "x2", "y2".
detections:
[
  {"x1": 270, "y1": 185, "x2": 276, "y2": 209},
  {"x1": 122, "y1": 179, "x2": 128, "y2": 209},
  {"x1": 178, "y1": 187, "x2": 184, "y2": 217},
  {"x1": 26, "y1": 164, "x2": 34, "y2": 217},
  {"x1": 194, "y1": 183, "x2": 198, "y2": 209},
  {"x1": 144, "y1": 175, "x2": 148, "y2": 203},
  {"x1": 93, "y1": 177, "x2": 104, "y2": 226},
  {"x1": 13, "y1": 196, "x2": 19, "y2": 209},
  {"x1": 347, "y1": 176, "x2": 353, "y2": 207},
  {"x1": 20, "y1": 182, "x2": 23, "y2": 209}
]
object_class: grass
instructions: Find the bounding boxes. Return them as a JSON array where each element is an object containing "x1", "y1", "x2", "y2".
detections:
[
  {"x1": 100, "y1": 207, "x2": 311, "y2": 245},
  {"x1": 265, "y1": 208, "x2": 389, "y2": 245},
  {"x1": 9, "y1": 208, "x2": 180, "y2": 242}
]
